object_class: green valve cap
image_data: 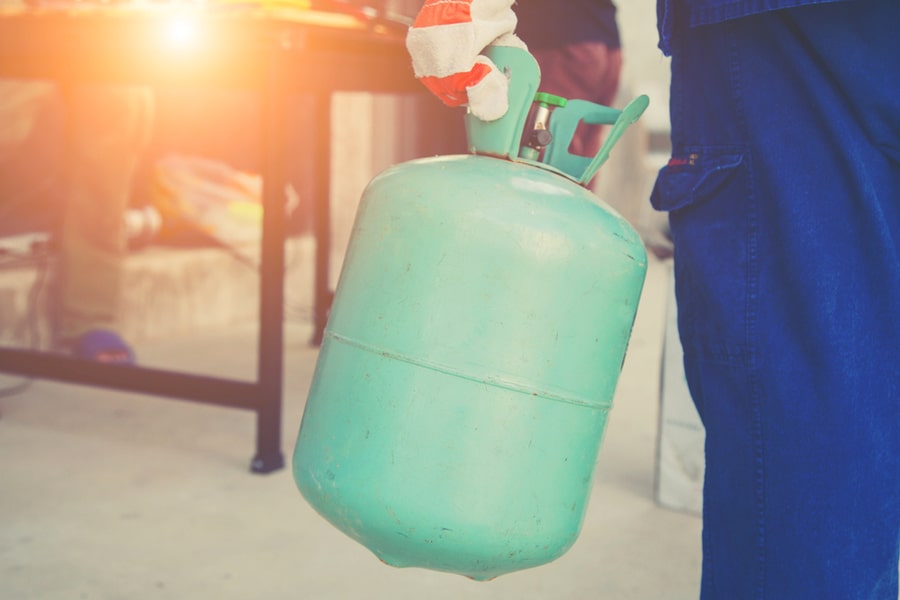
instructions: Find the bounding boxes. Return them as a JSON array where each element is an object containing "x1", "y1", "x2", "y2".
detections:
[{"x1": 534, "y1": 92, "x2": 567, "y2": 108}]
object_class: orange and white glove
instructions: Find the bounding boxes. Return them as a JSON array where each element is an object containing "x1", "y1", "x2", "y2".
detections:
[{"x1": 406, "y1": 0, "x2": 526, "y2": 121}]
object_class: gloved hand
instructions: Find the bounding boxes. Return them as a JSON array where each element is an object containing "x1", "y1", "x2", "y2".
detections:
[{"x1": 406, "y1": 0, "x2": 526, "y2": 121}]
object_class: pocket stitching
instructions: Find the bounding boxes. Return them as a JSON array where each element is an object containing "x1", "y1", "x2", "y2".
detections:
[{"x1": 652, "y1": 149, "x2": 745, "y2": 213}]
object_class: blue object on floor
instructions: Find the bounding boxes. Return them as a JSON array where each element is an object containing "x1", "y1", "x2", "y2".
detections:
[{"x1": 71, "y1": 329, "x2": 135, "y2": 365}]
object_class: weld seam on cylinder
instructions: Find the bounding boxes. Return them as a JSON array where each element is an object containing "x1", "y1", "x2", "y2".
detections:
[{"x1": 324, "y1": 330, "x2": 609, "y2": 410}]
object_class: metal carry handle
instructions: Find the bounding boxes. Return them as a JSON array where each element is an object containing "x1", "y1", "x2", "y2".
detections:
[
  {"x1": 543, "y1": 95, "x2": 649, "y2": 184},
  {"x1": 464, "y1": 46, "x2": 541, "y2": 159},
  {"x1": 464, "y1": 46, "x2": 649, "y2": 186}
]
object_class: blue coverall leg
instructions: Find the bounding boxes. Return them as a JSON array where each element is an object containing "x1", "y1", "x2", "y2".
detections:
[{"x1": 651, "y1": 1, "x2": 900, "y2": 597}]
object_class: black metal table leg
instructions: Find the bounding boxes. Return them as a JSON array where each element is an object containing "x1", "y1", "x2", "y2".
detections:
[{"x1": 250, "y1": 47, "x2": 288, "y2": 474}]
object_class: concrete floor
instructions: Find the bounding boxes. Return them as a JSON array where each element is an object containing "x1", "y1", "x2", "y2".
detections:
[{"x1": 0, "y1": 255, "x2": 704, "y2": 600}]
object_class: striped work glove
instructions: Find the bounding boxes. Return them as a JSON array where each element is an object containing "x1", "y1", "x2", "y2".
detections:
[{"x1": 406, "y1": 0, "x2": 526, "y2": 121}]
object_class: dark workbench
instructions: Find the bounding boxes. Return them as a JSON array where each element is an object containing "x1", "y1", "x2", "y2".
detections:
[{"x1": 0, "y1": 3, "x2": 421, "y2": 473}]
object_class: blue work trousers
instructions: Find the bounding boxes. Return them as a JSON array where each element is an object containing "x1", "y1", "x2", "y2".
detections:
[{"x1": 651, "y1": 1, "x2": 900, "y2": 598}]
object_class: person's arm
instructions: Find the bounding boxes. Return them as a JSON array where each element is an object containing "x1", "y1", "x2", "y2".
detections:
[{"x1": 405, "y1": 0, "x2": 525, "y2": 121}]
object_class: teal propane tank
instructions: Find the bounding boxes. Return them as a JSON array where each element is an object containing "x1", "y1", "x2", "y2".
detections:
[{"x1": 293, "y1": 47, "x2": 649, "y2": 581}]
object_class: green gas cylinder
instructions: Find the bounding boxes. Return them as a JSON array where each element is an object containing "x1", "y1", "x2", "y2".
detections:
[{"x1": 293, "y1": 47, "x2": 649, "y2": 581}]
